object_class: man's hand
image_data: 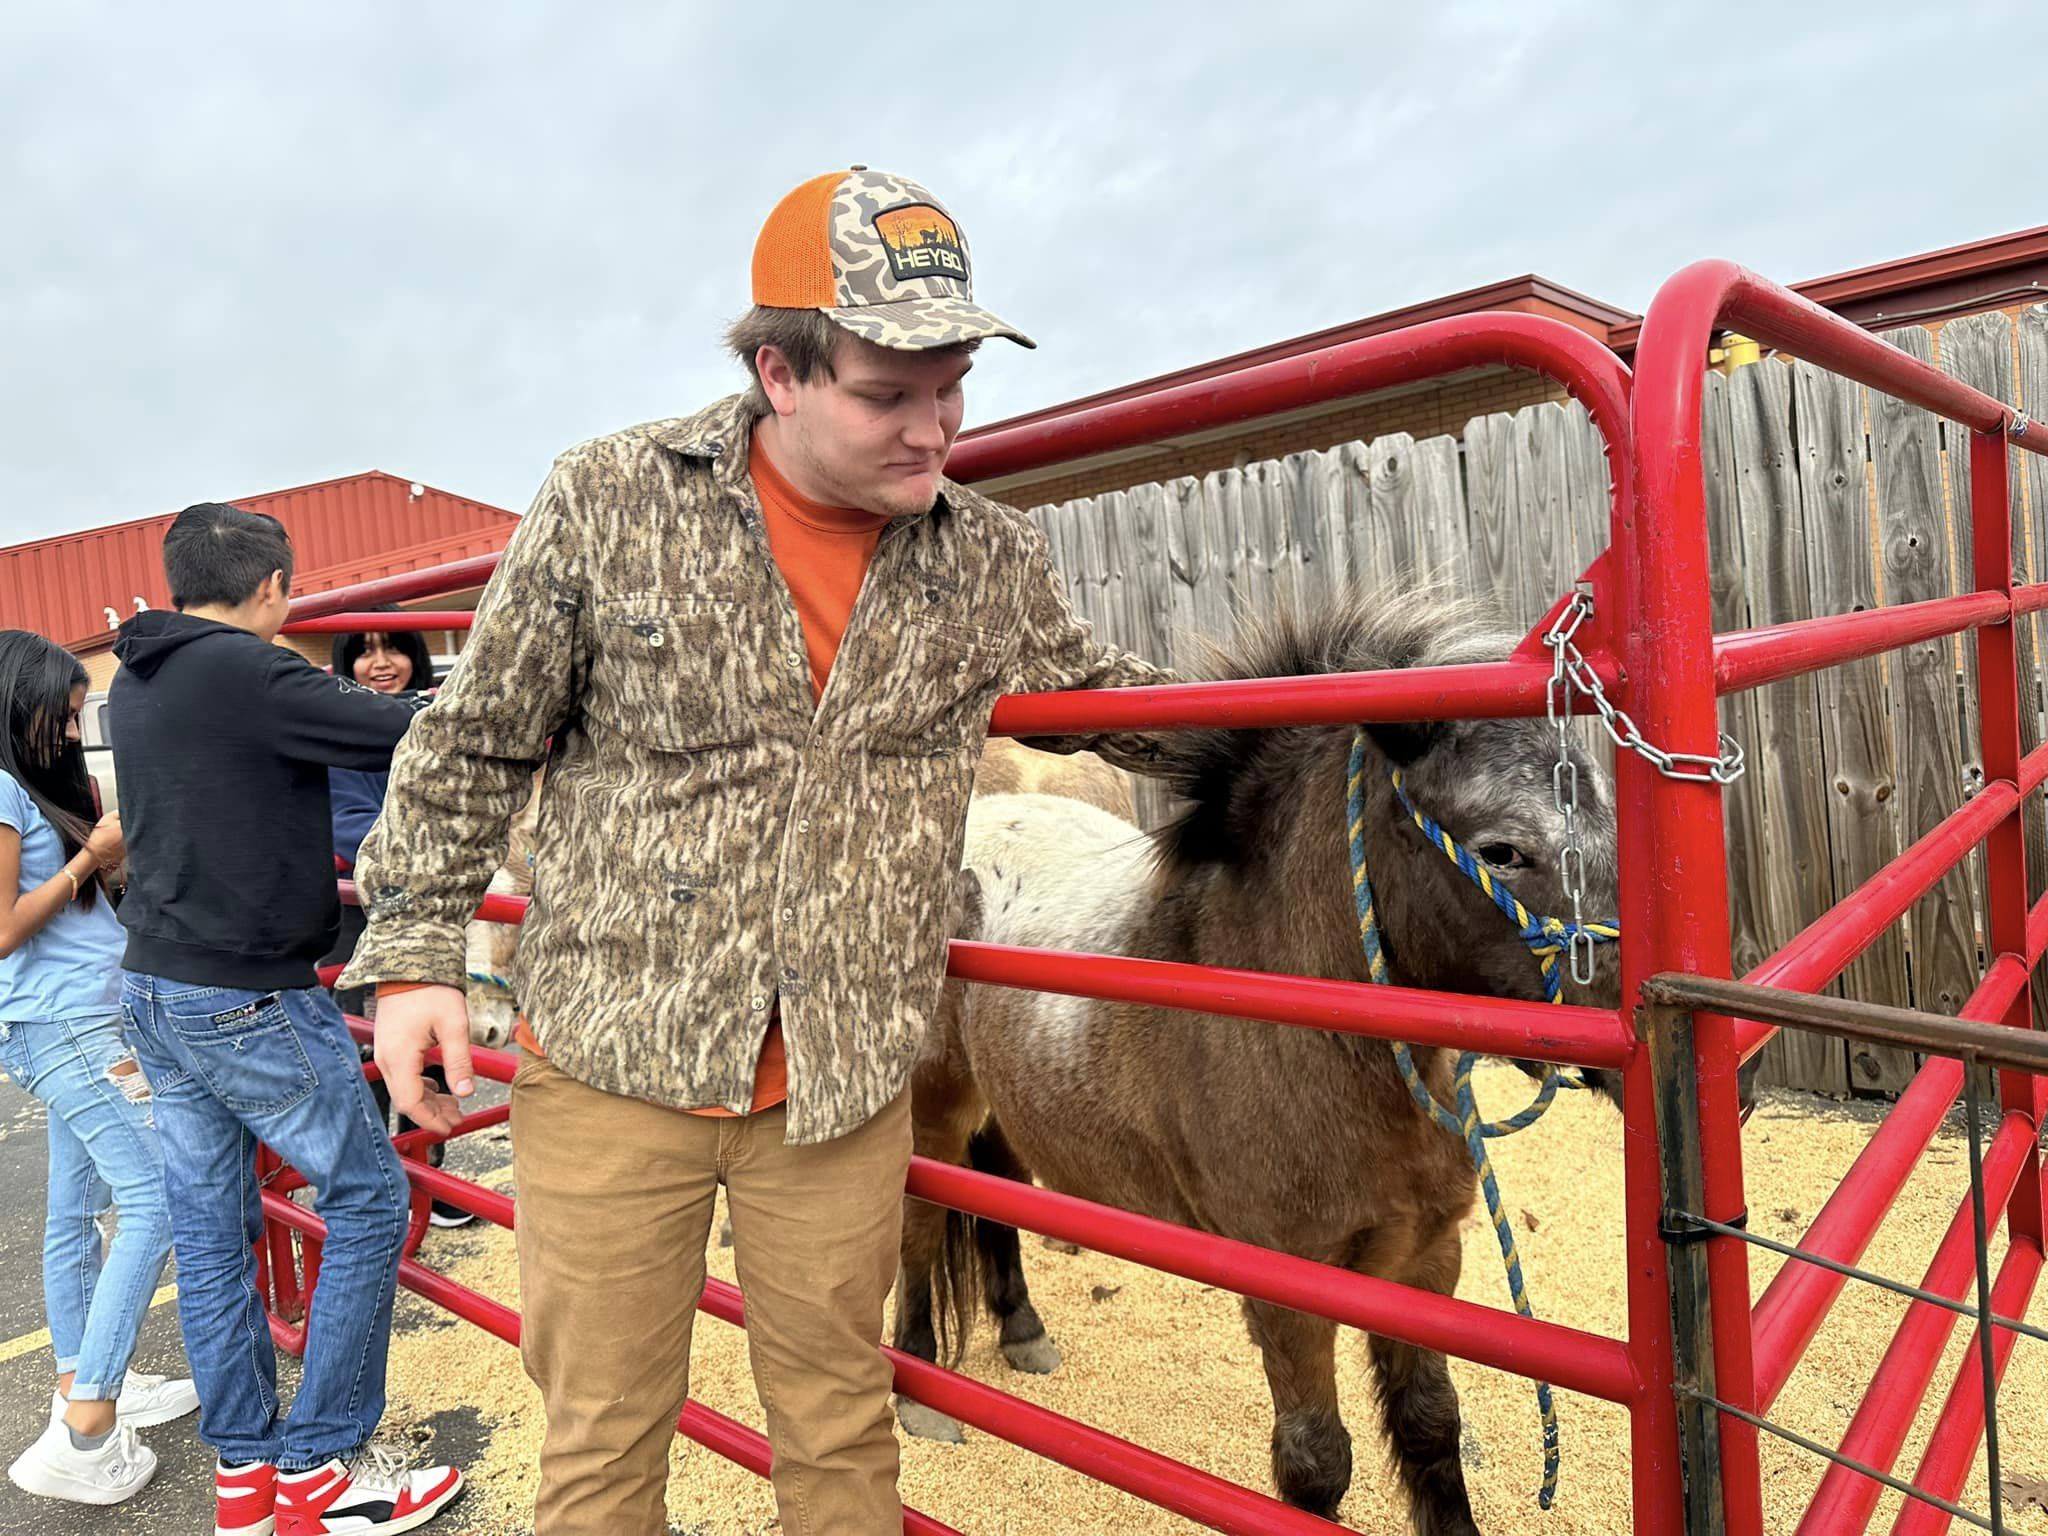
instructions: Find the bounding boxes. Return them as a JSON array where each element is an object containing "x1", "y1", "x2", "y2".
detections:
[{"x1": 373, "y1": 985, "x2": 476, "y2": 1136}]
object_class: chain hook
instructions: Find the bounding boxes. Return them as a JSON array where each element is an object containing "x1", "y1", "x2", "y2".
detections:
[{"x1": 1541, "y1": 589, "x2": 1742, "y2": 983}]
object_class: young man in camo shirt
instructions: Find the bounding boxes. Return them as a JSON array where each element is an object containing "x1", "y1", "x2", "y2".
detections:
[{"x1": 341, "y1": 167, "x2": 1175, "y2": 1536}]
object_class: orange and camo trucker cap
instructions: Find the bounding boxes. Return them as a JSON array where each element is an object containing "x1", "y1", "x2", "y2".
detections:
[{"x1": 751, "y1": 166, "x2": 1034, "y2": 350}]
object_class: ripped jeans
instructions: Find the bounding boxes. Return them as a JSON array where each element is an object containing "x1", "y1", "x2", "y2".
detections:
[{"x1": 0, "y1": 1015, "x2": 174, "y2": 1400}]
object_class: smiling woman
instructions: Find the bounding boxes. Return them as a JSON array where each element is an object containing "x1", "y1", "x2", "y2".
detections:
[{"x1": 320, "y1": 612, "x2": 475, "y2": 1232}]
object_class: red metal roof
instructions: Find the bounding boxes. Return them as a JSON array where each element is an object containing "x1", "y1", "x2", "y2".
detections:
[{"x1": 2, "y1": 471, "x2": 518, "y2": 650}]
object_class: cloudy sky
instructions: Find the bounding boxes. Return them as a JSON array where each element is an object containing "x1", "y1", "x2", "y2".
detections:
[{"x1": 1, "y1": 1, "x2": 2035, "y2": 545}]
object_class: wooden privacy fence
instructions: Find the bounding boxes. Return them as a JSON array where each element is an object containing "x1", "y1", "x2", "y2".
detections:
[{"x1": 1022, "y1": 306, "x2": 2048, "y2": 1098}]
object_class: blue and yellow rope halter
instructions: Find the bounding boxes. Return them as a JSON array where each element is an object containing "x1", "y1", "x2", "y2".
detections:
[{"x1": 1346, "y1": 727, "x2": 1620, "y2": 1510}]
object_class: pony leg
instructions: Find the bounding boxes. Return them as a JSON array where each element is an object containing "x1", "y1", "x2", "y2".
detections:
[
  {"x1": 1241, "y1": 1298, "x2": 1351, "y2": 1518},
  {"x1": 965, "y1": 1124, "x2": 1060, "y2": 1375},
  {"x1": 1362, "y1": 1224, "x2": 1480, "y2": 1536}
]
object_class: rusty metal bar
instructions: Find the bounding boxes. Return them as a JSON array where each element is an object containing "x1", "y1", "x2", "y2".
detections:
[{"x1": 1640, "y1": 973, "x2": 2048, "y2": 1078}]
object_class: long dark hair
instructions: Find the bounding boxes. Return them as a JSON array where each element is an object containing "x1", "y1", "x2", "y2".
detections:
[
  {"x1": 0, "y1": 630, "x2": 104, "y2": 909},
  {"x1": 331, "y1": 607, "x2": 434, "y2": 694}
]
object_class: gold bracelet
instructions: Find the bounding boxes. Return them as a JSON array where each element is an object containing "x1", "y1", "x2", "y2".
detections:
[{"x1": 62, "y1": 867, "x2": 81, "y2": 899}]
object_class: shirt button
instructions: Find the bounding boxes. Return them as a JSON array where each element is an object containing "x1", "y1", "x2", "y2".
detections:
[
  {"x1": 750, "y1": 997, "x2": 767, "y2": 1012},
  {"x1": 648, "y1": 631, "x2": 666, "y2": 649},
  {"x1": 797, "y1": 818, "x2": 810, "y2": 832},
  {"x1": 787, "y1": 652, "x2": 803, "y2": 668},
  {"x1": 781, "y1": 908, "x2": 794, "y2": 921}
]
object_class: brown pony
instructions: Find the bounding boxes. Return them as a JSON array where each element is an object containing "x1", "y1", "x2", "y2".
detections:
[{"x1": 896, "y1": 591, "x2": 1627, "y2": 1536}]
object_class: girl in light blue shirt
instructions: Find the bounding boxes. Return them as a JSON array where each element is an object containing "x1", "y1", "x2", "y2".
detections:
[{"x1": 0, "y1": 631, "x2": 196, "y2": 1506}]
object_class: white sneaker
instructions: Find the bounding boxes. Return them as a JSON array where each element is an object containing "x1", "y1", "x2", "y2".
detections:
[
  {"x1": 48, "y1": 1369, "x2": 201, "y2": 1429},
  {"x1": 6, "y1": 1418, "x2": 157, "y2": 1504},
  {"x1": 276, "y1": 1444, "x2": 465, "y2": 1533},
  {"x1": 116, "y1": 1369, "x2": 201, "y2": 1427}
]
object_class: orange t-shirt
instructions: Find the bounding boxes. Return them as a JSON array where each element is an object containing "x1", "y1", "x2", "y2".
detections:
[{"x1": 382, "y1": 425, "x2": 887, "y2": 1118}]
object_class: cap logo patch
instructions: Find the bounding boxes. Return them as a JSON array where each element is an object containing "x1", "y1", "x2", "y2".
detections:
[{"x1": 873, "y1": 203, "x2": 968, "y2": 284}]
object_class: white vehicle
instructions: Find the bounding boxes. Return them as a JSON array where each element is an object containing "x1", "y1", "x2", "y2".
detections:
[{"x1": 81, "y1": 688, "x2": 118, "y2": 819}]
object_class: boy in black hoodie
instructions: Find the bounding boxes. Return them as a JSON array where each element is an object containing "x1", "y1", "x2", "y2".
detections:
[{"x1": 109, "y1": 503, "x2": 465, "y2": 1536}]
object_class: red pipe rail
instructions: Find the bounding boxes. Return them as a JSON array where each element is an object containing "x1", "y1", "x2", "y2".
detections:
[
  {"x1": 332, "y1": 1018, "x2": 1636, "y2": 1405},
  {"x1": 1794, "y1": 1114, "x2": 2036, "y2": 1536},
  {"x1": 284, "y1": 611, "x2": 477, "y2": 634},
  {"x1": 1748, "y1": 1058, "x2": 1964, "y2": 1414},
  {"x1": 265, "y1": 265, "x2": 2048, "y2": 1535},
  {"x1": 286, "y1": 555, "x2": 503, "y2": 623},
  {"x1": 309, "y1": 1028, "x2": 1351, "y2": 1536},
  {"x1": 1710, "y1": 592, "x2": 2013, "y2": 696},
  {"x1": 1889, "y1": 1240, "x2": 2046, "y2": 1536},
  {"x1": 1747, "y1": 909, "x2": 2048, "y2": 1415},
  {"x1": 944, "y1": 312, "x2": 1638, "y2": 493},
  {"x1": 946, "y1": 941, "x2": 1637, "y2": 1070},
  {"x1": 1631, "y1": 258, "x2": 2048, "y2": 1536},
  {"x1": 258, "y1": 1191, "x2": 969, "y2": 1536}
]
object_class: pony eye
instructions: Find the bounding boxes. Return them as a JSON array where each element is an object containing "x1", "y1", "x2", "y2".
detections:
[{"x1": 1477, "y1": 843, "x2": 1526, "y2": 869}]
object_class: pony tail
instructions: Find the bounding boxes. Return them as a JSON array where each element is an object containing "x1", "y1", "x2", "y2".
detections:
[{"x1": 931, "y1": 1206, "x2": 984, "y2": 1367}]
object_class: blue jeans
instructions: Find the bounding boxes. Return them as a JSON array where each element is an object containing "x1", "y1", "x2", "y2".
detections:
[
  {"x1": 0, "y1": 1015, "x2": 173, "y2": 1400},
  {"x1": 121, "y1": 975, "x2": 410, "y2": 1470}
]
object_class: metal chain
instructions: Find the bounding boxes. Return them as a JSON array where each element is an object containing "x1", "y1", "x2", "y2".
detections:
[
  {"x1": 1543, "y1": 590, "x2": 1746, "y2": 985},
  {"x1": 1543, "y1": 591, "x2": 1747, "y2": 786},
  {"x1": 1545, "y1": 602, "x2": 1595, "y2": 986}
]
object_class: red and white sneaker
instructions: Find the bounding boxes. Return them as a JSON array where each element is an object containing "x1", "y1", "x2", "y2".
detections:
[
  {"x1": 275, "y1": 1446, "x2": 463, "y2": 1535},
  {"x1": 216, "y1": 1458, "x2": 277, "y2": 1535}
]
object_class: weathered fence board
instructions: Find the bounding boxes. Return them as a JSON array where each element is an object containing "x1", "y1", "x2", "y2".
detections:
[
  {"x1": 1164, "y1": 474, "x2": 1227, "y2": 667},
  {"x1": 1791, "y1": 358, "x2": 1916, "y2": 1089},
  {"x1": 1463, "y1": 413, "x2": 1523, "y2": 607},
  {"x1": 1514, "y1": 405, "x2": 1574, "y2": 628},
  {"x1": 1872, "y1": 327, "x2": 1980, "y2": 1034},
  {"x1": 1701, "y1": 372, "x2": 1777, "y2": 1004},
  {"x1": 1940, "y1": 312, "x2": 2048, "y2": 1035},
  {"x1": 1730, "y1": 359, "x2": 1850, "y2": 1095}
]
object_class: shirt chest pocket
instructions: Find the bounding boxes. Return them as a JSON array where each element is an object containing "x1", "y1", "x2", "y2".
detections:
[
  {"x1": 867, "y1": 614, "x2": 1006, "y2": 752},
  {"x1": 590, "y1": 591, "x2": 753, "y2": 752}
]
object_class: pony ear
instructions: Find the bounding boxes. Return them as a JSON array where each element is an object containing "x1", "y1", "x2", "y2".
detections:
[{"x1": 1364, "y1": 721, "x2": 1442, "y2": 766}]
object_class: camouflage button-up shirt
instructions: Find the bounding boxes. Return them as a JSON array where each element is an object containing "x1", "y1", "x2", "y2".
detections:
[{"x1": 340, "y1": 394, "x2": 1174, "y2": 1144}]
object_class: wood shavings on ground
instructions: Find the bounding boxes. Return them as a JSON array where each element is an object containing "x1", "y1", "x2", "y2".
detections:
[{"x1": 383, "y1": 1068, "x2": 2048, "y2": 1534}]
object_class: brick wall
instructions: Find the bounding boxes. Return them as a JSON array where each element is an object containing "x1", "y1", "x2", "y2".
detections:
[{"x1": 979, "y1": 366, "x2": 1567, "y2": 509}]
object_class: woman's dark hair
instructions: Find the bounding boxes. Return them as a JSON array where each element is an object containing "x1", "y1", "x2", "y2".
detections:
[
  {"x1": 0, "y1": 630, "x2": 104, "y2": 909},
  {"x1": 331, "y1": 607, "x2": 434, "y2": 695}
]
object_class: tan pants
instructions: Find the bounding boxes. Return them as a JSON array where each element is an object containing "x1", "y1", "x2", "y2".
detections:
[{"x1": 511, "y1": 1051, "x2": 911, "y2": 1536}]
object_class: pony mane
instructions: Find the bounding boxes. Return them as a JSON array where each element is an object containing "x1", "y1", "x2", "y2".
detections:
[{"x1": 1152, "y1": 582, "x2": 1512, "y2": 871}]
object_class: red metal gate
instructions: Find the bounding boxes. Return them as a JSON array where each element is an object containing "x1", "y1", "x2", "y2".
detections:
[{"x1": 266, "y1": 259, "x2": 2048, "y2": 1534}]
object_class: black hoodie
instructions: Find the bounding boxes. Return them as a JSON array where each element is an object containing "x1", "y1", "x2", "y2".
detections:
[{"x1": 109, "y1": 611, "x2": 428, "y2": 990}]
